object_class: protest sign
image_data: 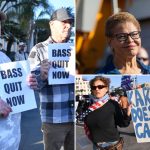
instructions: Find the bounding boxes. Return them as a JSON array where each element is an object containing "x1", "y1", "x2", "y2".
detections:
[
  {"x1": 48, "y1": 43, "x2": 75, "y2": 84},
  {"x1": 127, "y1": 87, "x2": 150, "y2": 143},
  {"x1": 0, "y1": 60, "x2": 37, "y2": 114},
  {"x1": 121, "y1": 75, "x2": 133, "y2": 90}
]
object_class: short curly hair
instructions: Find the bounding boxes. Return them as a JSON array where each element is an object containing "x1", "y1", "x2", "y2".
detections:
[
  {"x1": 105, "y1": 12, "x2": 141, "y2": 37},
  {"x1": 89, "y1": 76, "x2": 111, "y2": 88}
]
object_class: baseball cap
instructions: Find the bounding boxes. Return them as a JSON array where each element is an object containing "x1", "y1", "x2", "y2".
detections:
[
  {"x1": 19, "y1": 42, "x2": 25, "y2": 46},
  {"x1": 50, "y1": 8, "x2": 73, "y2": 22}
]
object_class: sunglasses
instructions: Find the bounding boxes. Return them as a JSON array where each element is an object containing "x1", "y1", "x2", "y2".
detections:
[
  {"x1": 91, "y1": 85, "x2": 107, "y2": 90},
  {"x1": 138, "y1": 57, "x2": 149, "y2": 61}
]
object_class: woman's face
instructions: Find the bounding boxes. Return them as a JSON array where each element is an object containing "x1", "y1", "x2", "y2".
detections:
[
  {"x1": 109, "y1": 22, "x2": 141, "y2": 59},
  {"x1": 91, "y1": 80, "x2": 108, "y2": 99}
]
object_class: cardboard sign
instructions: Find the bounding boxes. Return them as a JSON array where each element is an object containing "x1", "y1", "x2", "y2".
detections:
[
  {"x1": 48, "y1": 43, "x2": 75, "y2": 84},
  {"x1": 0, "y1": 60, "x2": 37, "y2": 114},
  {"x1": 127, "y1": 87, "x2": 150, "y2": 143}
]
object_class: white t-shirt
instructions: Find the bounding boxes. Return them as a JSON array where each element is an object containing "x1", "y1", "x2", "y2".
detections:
[
  {"x1": 0, "y1": 51, "x2": 21, "y2": 150},
  {"x1": 15, "y1": 51, "x2": 28, "y2": 61}
]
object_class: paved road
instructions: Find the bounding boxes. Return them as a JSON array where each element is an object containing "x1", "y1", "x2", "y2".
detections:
[
  {"x1": 19, "y1": 92, "x2": 64, "y2": 150},
  {"x1": 19, "y1": 108, "x2": 43, "y2": 150},
  {"x1": 19, "y1": 91, "x2": 150, "y2": 150},
  {"x1": 19, "y1": 110, "x2": 150, "y2": 150},
  {"x1": 76, "y1": 122, "x2": 150, "y2": 150},
  {"x1": 19, "y1": 92, "x2": 43, "y2": 150}
]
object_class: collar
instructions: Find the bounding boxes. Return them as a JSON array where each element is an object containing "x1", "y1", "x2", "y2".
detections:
[
  {"x1": 47, "y1": 36, "x2": 72, "y2": 44},
  {"x1": 97, "y1": 55, "x2": 150, "y2": 74},
  {"x1": 89, "y1": 94, "x2": 110, "y2": 111},
  {"x1": 91, "y1": 93, "x2": 110, "y2": 103}
]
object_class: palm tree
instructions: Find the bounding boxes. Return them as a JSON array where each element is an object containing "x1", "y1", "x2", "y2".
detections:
[
  {"x1": 0, "y1": 0, "x2": 53, "y2": 59},
  {"x1": 15, "y1": 0, "x2": 54, "y2": 51},
  {"x1": 34, "y1": 18, "x2": 50, "y2": 43},
  {"x1": 1, "y1": 2, "x2": 75, "y2": 60}
]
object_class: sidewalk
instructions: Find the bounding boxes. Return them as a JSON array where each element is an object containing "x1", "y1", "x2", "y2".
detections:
[{"x1": 19, "y1": 92, "x2": 43, "y2": 150}]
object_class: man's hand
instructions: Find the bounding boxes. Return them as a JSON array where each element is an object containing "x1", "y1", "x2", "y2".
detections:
[
  {"x1": 0, "y1": 98, "x2": 12, "y2": 118},
  {"x1": 27, "y1": 74, "x2": 38, "y2": 90},
  {"x1": 40, "y1": 59, "x2": 50, "y2": 80}
]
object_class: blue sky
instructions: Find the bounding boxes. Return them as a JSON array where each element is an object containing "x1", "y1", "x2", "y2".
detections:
[
  {"x1": 81, "y1": 75, "x2": 150, "y2": 88},
  {"x1": 35, "y1": 0, "x2": 75, "y2": 19},
  {"x1": 48, "y1": 0, "x2": 75, "y2": 11}
]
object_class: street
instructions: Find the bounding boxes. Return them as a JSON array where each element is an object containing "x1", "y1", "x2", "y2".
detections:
[
  {"x1": 19, "y1": 92, "x2": 64, "y2": 150},
  {"x1": 18, "y1": 109, "x2": 150, "y2": 150},
  {"x1": 19, "y1": 108, "x2": 43, "y2": 150},
  {"x1": 19, "y1": 91, "x2": 43, "y2": 150},
  {"x1": 76, "y1": 122, "x2": 150, "y2": 150},
  {"x1": 18, "y1": 92, "x2": 150, "y2": 150}
]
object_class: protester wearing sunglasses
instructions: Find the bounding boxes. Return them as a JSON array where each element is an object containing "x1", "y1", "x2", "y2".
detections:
[
  {"x1": 82, "y1": 76, "x2": 131, "y2": 150},
  {"x1": 97, "y1": 12, "x2": 150, "y2": 74}
]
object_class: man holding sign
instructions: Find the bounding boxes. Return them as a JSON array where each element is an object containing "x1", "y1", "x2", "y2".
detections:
[
  {"x1": 29, "y1": 8, "x2": 74, "y2": 150},
  {"x1": 0, "y1": 10, "x2": 21, "y2": 149}
]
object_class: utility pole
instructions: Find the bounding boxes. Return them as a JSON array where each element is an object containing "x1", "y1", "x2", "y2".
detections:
[
  {"x1": 0, "y1": 11, "x2": 7, "y2": 36},
  {"x1": 133, "y1": 76, "x2": 138, "y2": 89},
  {"x1": 111, "y1": 0, "x2": 120, "y2": 14}
]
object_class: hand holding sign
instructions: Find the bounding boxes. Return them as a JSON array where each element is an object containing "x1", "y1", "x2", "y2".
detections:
[
  {"x1": 41, "y1": 59, "x2": 50, "y2": 80},
  {"x1": 26, "y1": 74, "x2": 38, "y2": 90},
  {"x1": 0, "y1": 98, "x2": 12, "y2": 117},
  {"x1": 0, "y1": 60, "x2": 37, "y2": 114},
  {"x1": 127, "y1": 87, "x2": 150, "y2": 143},
  {"x1": 48, "y1": 43, "x2": 75, "y2": 84}
]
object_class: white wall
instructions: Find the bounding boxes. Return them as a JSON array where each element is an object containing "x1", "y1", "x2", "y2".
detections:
[{"x1": 76, "y1": 0, "x2": 102, "y2": 32}]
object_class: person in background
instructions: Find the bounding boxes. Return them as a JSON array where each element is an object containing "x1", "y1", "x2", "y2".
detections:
[
  {"x1": 28, "y1": 8, "x2": 74, "y2": 150},
  {"x1": 0, "y1": 51, "x2": 37, "y2": 150},
  {"x1": 82, "y1": 76, "x2": 131, "y2": 150},
  {"x1": 137, "y1": 47, "x2": 149, "y2": 65},
  {"x1": 97, "y1": 12, "x2": 150, "y2": 74},
  {"x1": 118, "y1": 91, "x2": 129, "y2": 110},
  {"x1": 0, "y1": 11, "x2": 37, "y2": 149},
  {"x1": 0, "y1": 10, "x2": 21, "y2": 150},
  {"x1": 15, "y1": 42, "x2": 28, "y2": 61},
  {"x1": 109, "y1": 92, "x2": 119, "y2": 102},
  {"x1": 0, "y1": 43, "x2": 6, "y2": 53}
]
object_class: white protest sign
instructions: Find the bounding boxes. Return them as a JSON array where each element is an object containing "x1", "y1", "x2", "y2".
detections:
[
  {"x1": 0, "y1": 60, "x2": 37, "y2": 114},
  {"x1": 48, "y1": 43, "x2": 75, "y2": 84},
  {"x1": 127, "y1": 87, "x2": 150, "y2": 143}
]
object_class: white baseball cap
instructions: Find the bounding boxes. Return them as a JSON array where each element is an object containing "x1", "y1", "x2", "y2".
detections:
[{"x1": 19, "y1": 42, "x2": 25, "y2": 46}]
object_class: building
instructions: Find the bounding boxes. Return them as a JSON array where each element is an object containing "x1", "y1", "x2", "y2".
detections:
[{"x1": 76, "y1": 75, "x2": 91, "y2": 96}]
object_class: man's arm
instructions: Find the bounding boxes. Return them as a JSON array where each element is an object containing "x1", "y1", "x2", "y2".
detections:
[
  {"x1": 28, "y1": 46, "x2": 50, "y2": 89},
  {"x1": 40, "y1": 59, "x2": 50, "y2": 80}
]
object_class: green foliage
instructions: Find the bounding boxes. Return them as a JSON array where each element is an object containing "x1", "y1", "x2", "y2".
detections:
[
  {"x1": 1, "y1": 0, "x2": 52, "y2": 54},
  {"x1": 35, "y1": 18, "x2": 50, "y2": 42},
  {"x1": 4, "y1": 20, "x2": 27, "y2": 41}
]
